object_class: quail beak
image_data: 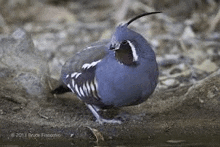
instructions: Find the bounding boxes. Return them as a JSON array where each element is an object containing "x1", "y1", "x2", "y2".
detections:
[{"x1": 109, "y1": 42, "x2": 120, "y2": 51}]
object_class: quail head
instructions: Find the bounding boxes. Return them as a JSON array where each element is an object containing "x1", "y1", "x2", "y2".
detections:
[{"x1": 52, "y1": 12, "x2": 160, "y2": 124}]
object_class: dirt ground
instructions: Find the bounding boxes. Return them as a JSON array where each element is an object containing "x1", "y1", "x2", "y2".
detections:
[{"x1": 1, "y1": 70, "x2": 220, "y2": 145}]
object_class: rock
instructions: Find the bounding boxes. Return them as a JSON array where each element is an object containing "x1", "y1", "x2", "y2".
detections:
[
  {"x1": 161, "y1": 78, "x2": 180, "y2": 88},
  {"x1": 181, "y1": 25, "x2": 196, "y2": 40},
  {"x1": 141, "y1": 69, "x2": 220, "y2": 116},
  {"x1": 187, "y1": 49, "x2": 206, "y2": 65},
  {"x1": 49, "y1": 58, "x2": 63, "y2": 80},
  {"x1": 166, "y1": 140, "x2": 186, "y2": 144},
  {"x1": 182, "y1": 69, "x2": 220, "y2": 112},
  {"x1": 169, "y1": 63, "x2": 187, "y2": 75},
  {"x1": 0, "y1": 28, "x2": 49, "y2": 102},
  {"x1": 0, "y1": 109, "x2": 3, "y2": 115},
  {"x1": 194, "y1": 59, "x2": 218, "y2": 73},
  {"x1": 14, "y1": 72, "x2": 46, "y2": 97},
  {"x1": 157, "y1": 54, "x2": 181, "y2": 67}
]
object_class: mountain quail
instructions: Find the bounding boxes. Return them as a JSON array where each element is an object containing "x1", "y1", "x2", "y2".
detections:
[{"x1": 52, "y1": 12, "x2": 160, "y2": 124}]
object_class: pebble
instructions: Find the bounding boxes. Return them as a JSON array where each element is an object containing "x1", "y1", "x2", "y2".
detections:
[
  {"x1": 194, "y1": 59, "x2": 218, "y2": 73},
  {"x1": 0, "y1": 109, "x2": 4, "y2": 115},
  {"x1": 161, "y1": 78, "x2": 180, "y2": 88},
  {"x1": 0, "y1": 28, "x2": 49, "y2": 100},
  {"x1": 181, "y1": 25, "x2": 195, "y2": 40},
  {"x1": 12, "y1": 106, "x2": 22, "y2": 111},
  {"x1": 166, "y1": 140, "x2": 186, "y2": 144}
]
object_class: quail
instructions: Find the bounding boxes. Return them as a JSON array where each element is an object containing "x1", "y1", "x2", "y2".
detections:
[{"x1": 52, "y1": 12, "x2": 160, "y2": 124}]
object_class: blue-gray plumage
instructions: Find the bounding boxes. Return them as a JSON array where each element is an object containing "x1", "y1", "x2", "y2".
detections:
[
  {"x1": 96, "y1": 25, "x2": 158, "y2": 107},
  {"x1": 52, "y1": 12, "x2": 160, "y2": 124}
]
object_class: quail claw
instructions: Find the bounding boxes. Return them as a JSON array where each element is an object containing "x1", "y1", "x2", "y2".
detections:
[{"x1": 86, "y1": 104, "x2": 122, "y2": 124}]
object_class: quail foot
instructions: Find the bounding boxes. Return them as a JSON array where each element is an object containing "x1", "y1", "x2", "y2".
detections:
[{"x1": 52, "y1": 12, "x2": 160, "y2": 124}]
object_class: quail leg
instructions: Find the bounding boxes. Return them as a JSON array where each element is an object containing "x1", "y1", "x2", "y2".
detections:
[{"x1": 86, "y1": 104, "x2": 122, "y2": 124}]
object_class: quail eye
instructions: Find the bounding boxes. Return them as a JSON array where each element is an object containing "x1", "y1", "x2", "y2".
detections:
[{"x1": 121, "y1": 40, "x2": 128, "y2": 45}]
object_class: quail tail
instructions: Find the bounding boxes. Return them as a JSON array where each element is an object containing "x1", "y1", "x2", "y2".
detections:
[{"x1": 86, "y1": 104, "x2": 122, "y2": 124}]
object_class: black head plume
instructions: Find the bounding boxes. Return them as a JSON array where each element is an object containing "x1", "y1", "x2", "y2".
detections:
[
  {"x1": 110, "y1": 12, "x2": 161, "y2": 66},
  {"x1": 126, "y1": 12, "x2": 161, "y2": 26}
]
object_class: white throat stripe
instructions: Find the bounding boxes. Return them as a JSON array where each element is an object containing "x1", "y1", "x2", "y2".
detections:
[{"x1": 127, "y1": 40, "x2": 138, "y2": 61}]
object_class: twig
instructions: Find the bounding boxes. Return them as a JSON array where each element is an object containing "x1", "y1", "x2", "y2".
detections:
[{"x1": 38, "y1": 108, "x2": 49, "y2": 120}]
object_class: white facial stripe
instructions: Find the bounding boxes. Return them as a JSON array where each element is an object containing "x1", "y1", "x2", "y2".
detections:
[
  {"x1": 82, "y1": 60, "x2": 101, "y2": 69},
  {"x1": 127, "y1": 40, "x2": 138, "y2": 61}
]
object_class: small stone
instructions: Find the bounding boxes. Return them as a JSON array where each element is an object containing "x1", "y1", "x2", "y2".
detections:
[
  {"x1": 169, "y1": 63, "x2": 187, "y2": 75},
  {"x1": 194, "y1": 59, "x2": 218, "y2": 73},
  {"x1": 207, "y1": 86, "x2": 219, "y2": 99},
  {"x1": 161, "y1": 78, "x2": 179, "y2": 88},
  {"x1": 170, "y1": 68, "x2": 182, "y2": 75},
  {"x1": 187, "y1": 49, "x2": 206, "y2": 64},
  {"x1": 150, "y1": 39, "x2": 160, "y2": 48},
  {"x1": 164, "y1": 54, "x2": 180, "y2": 60},
  {"x1": 181, "y1": 25, "x2": 195, "y2": 40},
  {"x1": 166, "y1": 140, "x2": 186, "y2": 144},
  {"x1": 14, "y1": 73, "x2": 46, "y2": 97},
  {"x1": 12, "y1": 106, "x2": 22, "y2": 111},
  {"x1": 70, "y1": 134, "x2": 75, "y2": 138},
  {"x1": 157, "y1": 54, "x2": 180, "y2": 67},
  {"x1": 0, "y1": 109, "x2": 4, "y2": 115},
  {"x1": 13, "y1": 96, "x2": 28, "y2": 104},
  {"x1": 199, "y1": 98, "x2": 205, "y2": 103}
]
